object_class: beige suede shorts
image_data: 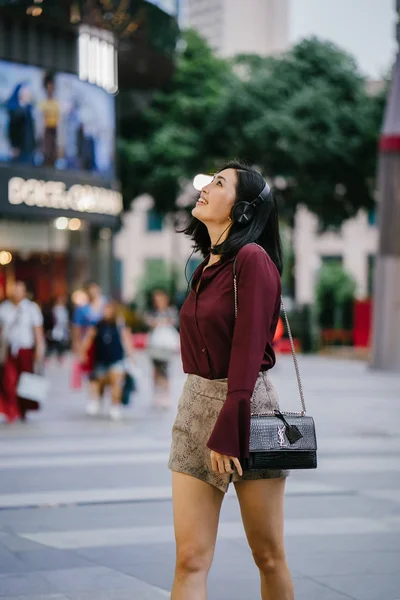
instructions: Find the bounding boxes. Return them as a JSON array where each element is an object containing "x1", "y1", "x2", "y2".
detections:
[{"x1": 168, "y1": 372, "x2": 289, "y2": 493}]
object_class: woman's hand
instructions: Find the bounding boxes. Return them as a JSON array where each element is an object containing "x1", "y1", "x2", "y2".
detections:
[{"x1": 210, "y1": 450, "x2": 243, "y2": 477}]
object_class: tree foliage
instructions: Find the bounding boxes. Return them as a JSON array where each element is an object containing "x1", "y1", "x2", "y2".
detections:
[
  {"x1": 316, "y1": 263, "x2": 356, "y2": 330},
  {"x1": 118, "y1": 31, "x2": 385, "y2": 226}
]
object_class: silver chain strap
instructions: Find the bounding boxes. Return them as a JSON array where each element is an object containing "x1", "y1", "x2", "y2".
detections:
[
  {"x1": 233, "y1": 244, "x2": 306, "y2": 416},
  {"x1": 279, "y1": 298, "x2": 306, "y2": 415}
]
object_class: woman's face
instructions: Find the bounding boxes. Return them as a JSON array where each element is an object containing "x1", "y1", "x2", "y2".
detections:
[
  {"x1": 192, "y1": 168, "x2": 237, "y2": 226},
  {"x1": 103, "y1": 303, "x2": 116, "y2": 320},
  {"x1": 153, "y1": 291, "x2": 169, "y2": 311},
  {"x1": 19, "y1": 85, "x2": 32, "y2": 106}
]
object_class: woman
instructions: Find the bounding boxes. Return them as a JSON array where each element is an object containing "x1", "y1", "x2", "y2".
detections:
[
  {"x1": 44, "y1": 295, "x2": 70, "y2": 364},
  {"x1": 145, "y1": 289, "x2": 179, "y2": 409},
  {"x1": 169, "y1": 161, "x2": 294, "y2": 599},
  {"x1": 72, "y1": 281, "x2": 106, "y2": 415},
  {"x1": 81, "y1": 301, "x2": 134, "y2": 421}
]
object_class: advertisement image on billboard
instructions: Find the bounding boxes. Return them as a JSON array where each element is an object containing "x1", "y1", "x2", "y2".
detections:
[{"x1": 0, "y1": 60, "x2": 115, "y2": 179}]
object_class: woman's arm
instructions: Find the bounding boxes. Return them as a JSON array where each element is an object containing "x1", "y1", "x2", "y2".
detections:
[
  {"x1": 121, "y1": 326, "x2": 134, "y2": 359},
  {"x1": 80, "y1": 326, "x2": 96, "y2": 362},
  {"x1": 207, "y1": 246, "x2": 281, "y2": 460}
]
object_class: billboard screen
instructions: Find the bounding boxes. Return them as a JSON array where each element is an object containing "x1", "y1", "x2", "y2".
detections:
[{"x1": 0, "y1": 60, "x2": 115, "y2": 179}]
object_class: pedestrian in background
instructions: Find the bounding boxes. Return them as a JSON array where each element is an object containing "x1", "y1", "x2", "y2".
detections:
[
  {"x1": 72, "y1": 281, "x2": 106, "y2": 415},
  {"x1": 80, "y1": 300, "x2": 134, "y2": 421},
  {"x1": 145, "y1": 289, "x2": 179, "y2": 409},
  {"x1": 169, "y1": 162, "x2": 294, "y2": 599},
  {"x1": 0, "y1": 281, "x2": 45, "y2": 422},
  {"x1": 44, "y1": 295, "x2": 70, "y2": 365}
]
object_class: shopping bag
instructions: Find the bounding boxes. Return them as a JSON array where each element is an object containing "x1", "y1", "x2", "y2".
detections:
[
  {"x1": 121, "y1": 373, "x2": 136, "y2": 406},
  {"x1": 123, "y1": 359, "x2": 141, "y2": 390},
  {"x1": 17, "y1": 372, "x2": 50, "y2": 403},
  {"x1": 71, "y1": 360, "x2": 82, "y2": 390},
  {"x1": 148, "y1": 325, "x2": 180, "y2": 362}
]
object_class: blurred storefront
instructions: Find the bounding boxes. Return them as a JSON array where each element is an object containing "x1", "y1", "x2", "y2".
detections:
[{"x1": 0, "y1": 0, "x2": 179, "y2": 303}]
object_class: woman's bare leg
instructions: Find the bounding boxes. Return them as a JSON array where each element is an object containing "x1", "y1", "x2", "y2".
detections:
[
  {"x1": 234, "y1": 478, "x2": 294, "y2": 600},
  {"x1": 171, "y1": 472, "x2": 224, "y2": 600},
  {"x1": 109, "y1": 371, "x2": 124, "y2": 406}
]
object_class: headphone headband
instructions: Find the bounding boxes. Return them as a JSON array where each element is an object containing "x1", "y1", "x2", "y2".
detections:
[
  {"x1": 231, "y1": 180, "x2": 272, "y2": 225},
  {"x1": 251, "y1": 182, "x2": 271, "y2": 207}
]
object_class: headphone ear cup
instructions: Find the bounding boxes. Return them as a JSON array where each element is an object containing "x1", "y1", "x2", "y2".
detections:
[{"x1": 232, "y1": 202, "x2": 255, "y2": 225}]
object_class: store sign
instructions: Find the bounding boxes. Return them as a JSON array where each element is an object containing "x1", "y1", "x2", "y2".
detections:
[{"x1": 8, "y1": 177, "x2": 122, "y2": 217}]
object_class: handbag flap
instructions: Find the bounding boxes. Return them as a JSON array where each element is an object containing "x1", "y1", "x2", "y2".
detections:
[{"x1": 249, "y1": 415, "x2": 317, "y2": 452}]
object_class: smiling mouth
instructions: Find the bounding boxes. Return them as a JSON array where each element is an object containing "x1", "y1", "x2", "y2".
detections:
[{"x1": 197, "y1": 197, "x2": 208, "y2": 205}]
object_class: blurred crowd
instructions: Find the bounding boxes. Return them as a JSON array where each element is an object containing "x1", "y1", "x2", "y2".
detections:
[{"x1": 0, "y1": 280, "x2": 180, "y2": 424}]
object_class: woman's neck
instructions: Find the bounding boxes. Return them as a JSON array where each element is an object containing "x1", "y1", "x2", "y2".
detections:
[{"x1": 207, "y1": 222, "x2": 231, "y2": 256}]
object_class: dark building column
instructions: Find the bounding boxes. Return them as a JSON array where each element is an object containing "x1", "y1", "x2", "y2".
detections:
[{"x1": 371, "y1": 1, "x2": 400, "y2": 371}]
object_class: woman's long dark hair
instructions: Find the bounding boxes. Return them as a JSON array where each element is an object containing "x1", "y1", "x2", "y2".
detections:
[{"x1": 182, "y1": 161, "x2": 283, "y2": 275}]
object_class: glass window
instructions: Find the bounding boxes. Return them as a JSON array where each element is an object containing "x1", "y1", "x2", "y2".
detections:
[
  {"x1": 368, "y1": 209, "x2": 378, "y2": 227},
  {"x1": 321, "y1": 255, "x2": 343, "y2": 266},
  {"x1": 146, "y1": 209, "x2": 163, "y2": 232},
  {"x1": 367, "y1": 254, "x2": 375, "y2": 297}
]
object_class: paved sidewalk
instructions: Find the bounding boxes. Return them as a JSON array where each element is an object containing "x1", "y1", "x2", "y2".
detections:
[{"x1": 0, "y1": 354, "x2": 400, "y2": 599}]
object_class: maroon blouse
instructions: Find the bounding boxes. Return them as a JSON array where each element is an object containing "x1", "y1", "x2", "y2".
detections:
[{"x1": 179, "y1": 243, "x2": 281, "y2": 459}]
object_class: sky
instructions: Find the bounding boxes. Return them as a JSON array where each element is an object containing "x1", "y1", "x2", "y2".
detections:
[{"x1": 290, "y1": 0, "x2": 398, "y2": 79}]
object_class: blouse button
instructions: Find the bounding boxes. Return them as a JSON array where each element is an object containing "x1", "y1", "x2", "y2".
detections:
[{"x1": 201, "y1": 347, "x2": 206, "y2": 353}]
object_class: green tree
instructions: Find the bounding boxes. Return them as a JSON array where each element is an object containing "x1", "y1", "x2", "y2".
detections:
[
  {"x1": 208, "y1": 38, "x2": 386, "y2": 227},
  {"x1": 118, "y1": 30, "x2": 234, "y2": 213},
  {"x1": 316, "y1": 263, "x2": 356, "y2": 330},
  {"x1": 118, "y1": 34, "x2": 385, "y2": 226}
]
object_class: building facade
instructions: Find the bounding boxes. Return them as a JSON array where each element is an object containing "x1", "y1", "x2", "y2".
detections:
[
  {"x1": 0, "y1": 1, "x2": 179, "y2": 304},
  {"x1": 114, "y1": 195, "x2": 194, "y2": 304},
  {"x1": 293, "y1": 206, "x2": 378, "y2": 304},
  {"x1": 182, "y1": 0, "x2": 289, "y2": 57}
]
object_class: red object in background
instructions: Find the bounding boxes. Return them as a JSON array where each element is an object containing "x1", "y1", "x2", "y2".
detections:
[
  {"x1": 0, "y1": 349, "x2": 35, "y2": 422},
  {"x1": 275, "y1": 338, "x2": 301, "y2": 353},
  {"x1": 273, "y1": 317, "x2": 284, "y2": 343},
  {"x1": 353, "y1": 300, "x2": 372, "y2": 348},
  {"x1": 14, "y1": 254, "x2": 67, "y2": 304},
  {"x1": 0, "y1": 271, "x2": 5, "y2": 301},
  {"x1": 132, "y1": 333, "x2": 149, "y2": 350},
  {"x1": 81, "y1": 343, "x2": 95, "y2": 374},
  {"x1": 71, "y1": 360, "x2": 83, "y2": 390}
]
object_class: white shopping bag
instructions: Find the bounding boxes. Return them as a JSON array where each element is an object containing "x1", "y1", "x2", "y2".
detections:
[
  {"x1": 148, "y1": 325, "x2": 180, "y2": 362},
  {"x1": 17, "y1": 372, "x2": 50, "y2": 403}
]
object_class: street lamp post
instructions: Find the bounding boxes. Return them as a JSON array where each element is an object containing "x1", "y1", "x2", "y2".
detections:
[{"x1": 371, "y1": 0, "x2": 400, "y2": 371}]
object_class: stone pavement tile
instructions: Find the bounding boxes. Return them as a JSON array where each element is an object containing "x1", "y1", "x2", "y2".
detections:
[
  {"x1": 292, "y1": 578, "x2": 358, "y2": 600},
  {"x1": 283, "y1": 532, "x2": 400, "y2": 554},
  {"x1": 287, "y1": 549, "x2": 400, "y2": 577},
  {"x1": 314, "y1": 573, "x2": 400, "y2": 600},
  {"x1": 40, "y1": 566, "x2": 148, "y2": 594},
  {"x1": 0, "y1": 596, "x2": 69, "y2": 600},
  {"x1": 284, "y1": 490, "x2": 394, "y2": 521},
  {"x1": 76, "y1": 542, "x2": 175, "y2": 570},
  {"x1": 15, "y1": 549, "x2": 97, "y2": 572},
  {"x1": 1, "y1": 501, "x2": 174, "y2": 534},
  {"x1": 63, "y1": 585, "x2": 169, "y2": 600},
  {"x1": 0, "y1": 534, "x2": 49, "y2": 553},
  {"x1": 0, "y1": 547, "x2": 25, "y2": 574},
  {"x1": 208, "y1": 574, "x2": 355, "y2": 600},
  {"x1": 116, "y1": 555, "x2": 175, "y2": 593},
  {"x1": 0, "y1": 573, "x2": 58, "y2": 596}
]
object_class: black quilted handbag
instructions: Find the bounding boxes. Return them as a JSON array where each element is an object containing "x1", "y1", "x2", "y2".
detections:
[{"x1": 233, "y1": 248, "x2": 317, "y2": 471}]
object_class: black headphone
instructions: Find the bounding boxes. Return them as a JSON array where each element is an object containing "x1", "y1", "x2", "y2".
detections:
[{"x1": 231, "y1": 181, "x2": 272, "y2": 225}]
